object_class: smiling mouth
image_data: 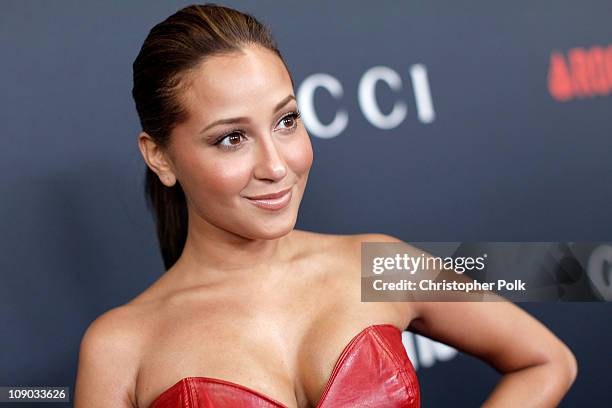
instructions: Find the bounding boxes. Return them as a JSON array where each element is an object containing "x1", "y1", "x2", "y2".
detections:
[
  {"x1": 244, "y1": 186, "x2": 293, "y2": 200},
  {"x1": 244, "y1": 187, "x2": 293, "y2": 211}
]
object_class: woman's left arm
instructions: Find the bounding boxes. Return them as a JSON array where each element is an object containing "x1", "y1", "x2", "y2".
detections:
[
  {"x1": 409, "y1": 298, "x2": 577, "y2": 407},
  {"x1": 361, "y1": 234, "x2": 577, "y2": 407}
]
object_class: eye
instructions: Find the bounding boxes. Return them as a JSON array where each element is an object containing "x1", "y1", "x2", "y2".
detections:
[
  {"x1": 215, "y1": 131, "x2": 246, "y2": 151},
  {"x1": 213, "y1": 110, "x2": 301, "y2": 152},
  {"x1": 276, "y1": 110, "x2": 301, "y2": 132}
]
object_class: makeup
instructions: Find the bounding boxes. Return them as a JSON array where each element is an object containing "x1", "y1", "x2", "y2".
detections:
[{"x1": 244, "y1": 187, "x2": 292, "y2": 210}]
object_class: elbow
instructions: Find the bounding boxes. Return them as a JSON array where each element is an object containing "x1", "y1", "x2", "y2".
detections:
[
  {"x1": 548, "y1": 343, "x2": 578, "y2": 392},
  {"x1": 563, "y1": 346, "x2": 578, "y2": 388}
]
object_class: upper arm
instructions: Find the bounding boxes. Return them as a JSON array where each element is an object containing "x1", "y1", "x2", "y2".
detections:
[
  {"x1": 74, "y1": 306, "x2": 140, "y2": 408},
  {"x1": 359, "y1": 233, "x2": 577, "y2": 382},
  {"x1": 409, "y1": 301, "x2": 576, "y2": 373}
]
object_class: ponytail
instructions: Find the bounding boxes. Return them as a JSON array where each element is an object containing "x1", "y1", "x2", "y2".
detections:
[{"x1": 144, "y1": 167, "x2": 188, "y2": 270}]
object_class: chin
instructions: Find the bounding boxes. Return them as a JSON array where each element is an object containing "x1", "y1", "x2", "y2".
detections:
[{"x1": 251, "y1": 216, "x2": 297, "y2": 240}]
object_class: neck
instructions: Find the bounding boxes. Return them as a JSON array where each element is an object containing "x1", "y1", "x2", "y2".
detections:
[{"x1": 170, "y1": 211, "x2": 297, "y2": 286}]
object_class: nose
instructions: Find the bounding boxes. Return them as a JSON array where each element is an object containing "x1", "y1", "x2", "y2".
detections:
[{"x1": 253, "y1": 133, "x2": 287, "y2": 181}]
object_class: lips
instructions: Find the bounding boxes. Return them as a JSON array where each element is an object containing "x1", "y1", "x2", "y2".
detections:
[
  {"x1": 244, "y1": 186, "x2": 293, "y2": 210},
  {"x1": 245, "y1": 187, "x2": 292, "y2": 200}
]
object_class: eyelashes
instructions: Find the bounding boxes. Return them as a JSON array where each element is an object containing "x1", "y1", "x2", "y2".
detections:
[{"x1": 214, "y1": 110, "x2": 302, "y2": 151}]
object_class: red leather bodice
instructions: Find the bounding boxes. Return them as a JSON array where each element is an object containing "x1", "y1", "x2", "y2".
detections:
[{"x1": 149, "y1": 324, "x2": 420, "y2": 407}]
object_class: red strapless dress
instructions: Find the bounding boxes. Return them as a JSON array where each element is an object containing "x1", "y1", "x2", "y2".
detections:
[{"x1": 149, "y1": 324, "x2": 420, "y2": 407}]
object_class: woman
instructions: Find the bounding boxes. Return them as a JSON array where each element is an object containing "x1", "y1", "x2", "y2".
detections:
[{"x1": 74, "y1": 3, "x2": 577, "y2": 407}]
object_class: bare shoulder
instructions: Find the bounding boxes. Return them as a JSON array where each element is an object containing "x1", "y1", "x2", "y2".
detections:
[
  {"x1": 296, "y1": 231, "x2": 410, "y2": 269},
  {"x1": 341, "y1": 232, "x2": 417, "y2": 258},
  {"x1": 351, "y1": 232, "x2": 410, "y2": 244},
  {"x1": 293, "y1": 230, "x2": 402, "y2": 253},
  {"x1": 326, "y1": 232, "x2": 420, "y2": 327},
  {"x1": 290, "y1": 229, "x2": 347, "y2": 250},
  {"x1": 79, "y1": 302, "x2": 150, "y2": 355},
  {"x1": 74, "y1": 302, "x2": 151, "y2": 407}
]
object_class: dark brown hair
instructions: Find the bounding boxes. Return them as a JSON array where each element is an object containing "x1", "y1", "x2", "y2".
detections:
[{"x1": 131, "y1": 3, "x2": 294, "y2": 270}]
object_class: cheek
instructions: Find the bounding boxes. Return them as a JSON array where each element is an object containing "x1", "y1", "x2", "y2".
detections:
[
  {"x1": 284, "y1": 131, "x2": 313, "y2": 175},
  {"x1": 198, "y1": 159, "x2": 252, "y2": 195},
  {"x1": 178, "y1": 151, "x2": 252, "y2": 198}
]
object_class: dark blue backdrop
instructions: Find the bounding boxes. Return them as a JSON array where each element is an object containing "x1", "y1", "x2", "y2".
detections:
[{"x1": 1, "y1": 1, "x2": 610, "y2": 406}]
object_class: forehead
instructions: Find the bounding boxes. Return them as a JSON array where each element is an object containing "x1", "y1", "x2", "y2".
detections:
[{"x1": 180, "y1": 45, "x2": 293, "y2": 119}]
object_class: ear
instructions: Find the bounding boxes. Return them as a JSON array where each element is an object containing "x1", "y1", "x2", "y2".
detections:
[{"x1": 137, "y1": 131, "x2": 177, "y2": 187}]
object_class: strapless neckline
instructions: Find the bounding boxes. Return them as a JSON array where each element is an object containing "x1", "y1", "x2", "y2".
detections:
[{"x1": 148, "y1": 323, "x2": 406, "y2": 408}]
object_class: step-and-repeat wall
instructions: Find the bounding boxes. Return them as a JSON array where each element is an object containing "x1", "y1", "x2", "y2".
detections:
[{"x1": 1, "y1": 1, "x2": 610, "y2": 406}]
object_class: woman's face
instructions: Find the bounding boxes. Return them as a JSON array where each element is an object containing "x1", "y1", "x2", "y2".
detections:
[{"x1": 164, "y1": 44, "x2": 313, "y2": 240}]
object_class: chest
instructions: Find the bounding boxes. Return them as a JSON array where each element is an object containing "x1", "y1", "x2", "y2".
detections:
[
  {"x1": 134, "y1": 256, "x2": 416, "y2": 408},
  {"x1": 135, "y1": 300, "x2": 412, "y2": 408},
  {"x1": 148, "y1": 326, "x2": 420, "y2": 408}
]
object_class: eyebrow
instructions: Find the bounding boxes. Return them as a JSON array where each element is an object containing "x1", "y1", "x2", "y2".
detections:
[{"x1": 199, "y1": 94, "x2": 296, "y2": 135}]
